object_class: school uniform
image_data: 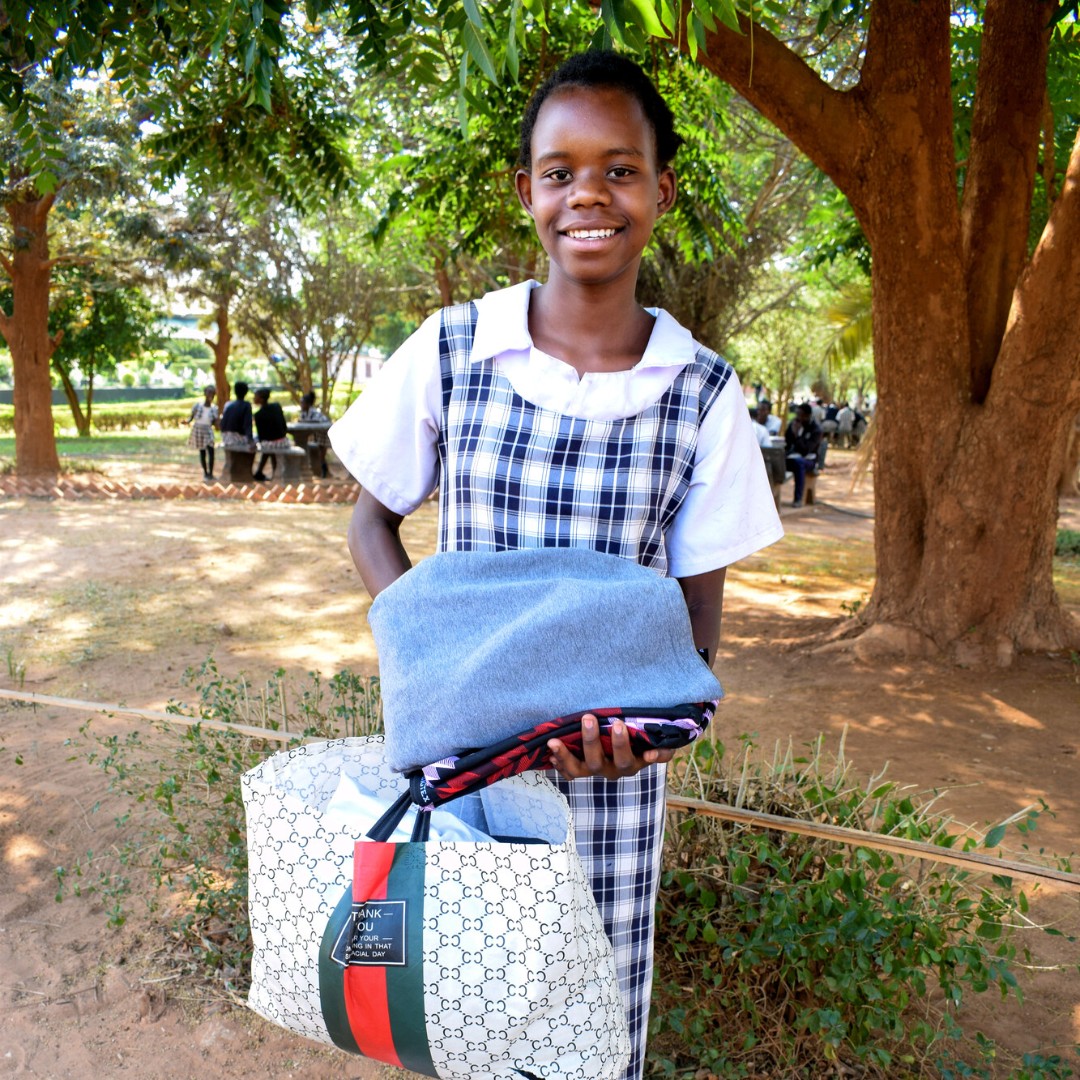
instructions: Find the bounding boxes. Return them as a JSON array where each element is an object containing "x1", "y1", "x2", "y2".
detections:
[
  {"x1": 220, "y1": 398, "x2": 255, "y2": 448},
  {"x1": 330, "y1": 280, "x2": 782, "y2": 1079},
  {"x1": 254, "y1": 400, "x2": 290, "y2": 449},
  {"x1": 299, "y1": 405, "x2": 331, "y2": 446},
  {"x1": 187, "y1": 401, "x2": 218, "y2": 449}
]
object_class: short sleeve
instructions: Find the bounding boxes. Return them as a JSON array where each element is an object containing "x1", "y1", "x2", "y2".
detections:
[
  {"x1": 665, "y1": 374, "x2": 784, "y2": 577},
  {"x1": 328, "y1": 313, "x2": 444, "y2": 515}
]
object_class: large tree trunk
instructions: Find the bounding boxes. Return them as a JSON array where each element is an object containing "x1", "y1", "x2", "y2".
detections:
[
  {"x1": 206, "y1": 303, "x2": 232, "y2": 407},
  {"x1": 697, "y1": 0, "x2": 1080, "y2": 664},
  {"x1": 0, "y1": 195, "x2": 62, "y2": 477}
]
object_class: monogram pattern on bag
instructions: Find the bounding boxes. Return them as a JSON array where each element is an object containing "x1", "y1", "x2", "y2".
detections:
[{"x1": 242, "y1": 737, "x2": 630, "y2": 1079}]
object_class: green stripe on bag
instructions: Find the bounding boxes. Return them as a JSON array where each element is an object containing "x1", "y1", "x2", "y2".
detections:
[
  {"x1": 318, "y1": 885, "x2": 362, "y2": 1055},
  {"x1": 385, "y1": 842, "x2": 438, "y2": 1077}
]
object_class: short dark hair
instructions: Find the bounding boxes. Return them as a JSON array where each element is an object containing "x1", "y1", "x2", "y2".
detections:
[
  {"x1": 233, "y1": 381, "x2": 249, "y2": 398},
  {"x1": 797, "y1": 402, "x2": 813, "y2": 417},
  {"x1": 518, "y1": 51, "x2": 683, "y2": 170},
  {"x1": 301, "y1": 391, "x2": 315, "y2": 408}
]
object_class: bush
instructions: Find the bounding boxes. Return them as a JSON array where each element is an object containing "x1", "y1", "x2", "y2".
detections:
[
  {"x1": 651, "y1": 738, "x2": 1077, "y2": 1079},
  {"x1": 88, "y1": 404, "x2": 192, "y2": 432},
  {"x1": 58, "y1": 661, "x2": 382, "y2": 981},
  {"x1": 1056, "y1": 529, "x2": 1080, "y2": 560}
]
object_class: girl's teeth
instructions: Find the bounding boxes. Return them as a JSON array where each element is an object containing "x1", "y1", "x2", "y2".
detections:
[{"x1": 567, "y1": 229, "x2": 616, "y2": 239}]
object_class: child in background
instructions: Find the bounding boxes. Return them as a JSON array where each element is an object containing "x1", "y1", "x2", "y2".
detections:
[
  {"x1": 330, "y1": 51, "x2": 782, "y2": 1078},
  {"x1": 299, "y1": 390, "x2": 332, "y2": 478},
  {"x1": 252, "y1": 387, "x2": 291, "y2": 482},
  {"x1": 219, "y1": 380, "x2": 255, "y2": 450},
  {"x1": 186, "y1": 385, "x2": 218, "y2": 481}
]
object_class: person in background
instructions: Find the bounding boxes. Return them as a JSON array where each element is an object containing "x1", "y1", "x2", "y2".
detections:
[
  {"x1": 836, "y1": 401, "x2": 855, "y2": 448},
  {"x1": 749, "y1": 406, "x2": 773, "y2": 448},
  {"x1": 755, "y1": 399, "x2": 781, "y2": 436},
  {"x1": 822, "y1": 400, "x2": 839, "y2": 438},
  {"x1": 784, "y1": 402, "x2": 822, "y2": 508},
  {"x1": 252, "y1": 387, "x2": 291, "y2": 481},
  {"x1": 220, "y1": 381, "x2": 256, "y2": 452},
  {"x1": 186, "y1": 385, "x2": 218, "y2": 481},
  {"x1": 299, "y1": 391, "x2": 332, "y2": 478}
]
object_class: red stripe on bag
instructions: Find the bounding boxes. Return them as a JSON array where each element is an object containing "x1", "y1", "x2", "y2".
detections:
[{"x1": 343, "y1": 842, "x2": 402, "y2": 1067}]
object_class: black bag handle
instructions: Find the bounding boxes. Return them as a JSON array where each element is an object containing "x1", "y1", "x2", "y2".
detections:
[{"x1": 367, "y1": 790, "x2": 432, "y2": 843}]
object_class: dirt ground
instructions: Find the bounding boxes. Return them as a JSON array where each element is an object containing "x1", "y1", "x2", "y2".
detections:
[{"x1": 1, "y1": 454, "x2": 1078, "y2": 1079}]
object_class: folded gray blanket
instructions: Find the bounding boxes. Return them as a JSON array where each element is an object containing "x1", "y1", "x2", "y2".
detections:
[{"x1": 367, "y1": 547, "x2": 724, "y2": 771}]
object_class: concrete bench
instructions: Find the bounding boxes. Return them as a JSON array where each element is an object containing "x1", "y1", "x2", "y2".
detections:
[
  {"x1": 272, "y1": 446, "x2": 308, "y2": 484},
  {"x1": 223, "y1": 448, "x2": 257, "y2": 483},
  {"x1": 223, "y1": 445, "x2": 307, "y2": 484}
]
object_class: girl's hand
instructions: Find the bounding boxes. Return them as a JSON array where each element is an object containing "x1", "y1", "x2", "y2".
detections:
[{"x1": 546, "y1": 713, "x2": 676, "y2": 782}]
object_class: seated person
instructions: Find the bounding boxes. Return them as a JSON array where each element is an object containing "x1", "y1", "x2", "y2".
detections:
[
  {"x1": 748, "y1": 406, "x2": 773, "y2": 448},
  {"x1": 784, "y1": 402, "x2": 822, "y2": 508},
  {"x1": 755, "y1": 399, "x2": 781, "y2": 435},
  {"x1": 836, "y1": 402, "x2": 855, "y2": 447},
  {"x1": 219, "y1": 381, "x2": 256, "y2": 450},
  {"x1": 822, "y1": 401, "x2": 839, "y2": 437},
  {"x1": 299, "y1": 391, "x2": 332, "y2": 478},
  {"x1": 253, "y1": 387, "x2": 291, "y2": 481}
]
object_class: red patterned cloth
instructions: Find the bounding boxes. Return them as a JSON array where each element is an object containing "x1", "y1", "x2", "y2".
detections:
[{"x1": 405, "y1": 701, "x2": 717, "y2": 809}]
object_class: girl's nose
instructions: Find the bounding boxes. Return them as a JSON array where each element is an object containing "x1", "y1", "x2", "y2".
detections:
[{"x1": 567, "y1": 171, "x2": 611, "y2": 206}]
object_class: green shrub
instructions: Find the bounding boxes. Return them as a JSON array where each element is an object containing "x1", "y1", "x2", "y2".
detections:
[
  {"x1": 651, "y1": 738, "x2": 1078, "y2": 1079},
  {"x1": 1056, "y1": 529, "x2": 1080, "y2": 560},
  {"x1": 58, "y1": 660, "x2": 381, "y2": 979},
  {"x1": 89, "y1": 405, "x2": 191, "y2": 432}
]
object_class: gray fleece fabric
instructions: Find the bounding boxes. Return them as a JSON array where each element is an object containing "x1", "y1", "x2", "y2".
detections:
[{"x1": 367, "y1": 547, "x2": 724, "y2": 771}]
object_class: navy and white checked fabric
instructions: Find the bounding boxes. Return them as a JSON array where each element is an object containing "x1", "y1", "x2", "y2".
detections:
[
  {"x1": 435, "y1": 301, "x2": 733, "y2": 576},
  {"x1": 553, "y1": 766, "x2": 667, "y2": 1080},
  {"x1": 432, "y1": 303, "x2": 733, "y2": 1079}
]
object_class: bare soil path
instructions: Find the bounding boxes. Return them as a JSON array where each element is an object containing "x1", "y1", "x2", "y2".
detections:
[{"x1": 1, "y1": 453, "x2": 1078, "y2": 1078}]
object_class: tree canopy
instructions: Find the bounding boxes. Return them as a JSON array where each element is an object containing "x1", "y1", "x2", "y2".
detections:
[{"x1": 4, "y1": 0, "x2": 1080, "y2": 663}]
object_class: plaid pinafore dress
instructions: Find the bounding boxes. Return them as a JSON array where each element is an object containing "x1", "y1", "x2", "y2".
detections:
[{"x1": 434, "y1": 302, "x2": 733, "y2": 1080}]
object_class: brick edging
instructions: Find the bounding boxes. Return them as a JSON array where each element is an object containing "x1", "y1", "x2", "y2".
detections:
[{"x1": 0, "y1": 476, "x2": 361, "y2": 504}]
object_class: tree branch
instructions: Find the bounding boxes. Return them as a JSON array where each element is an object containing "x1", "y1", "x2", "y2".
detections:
[
  {"x1": 32, "y1": 190, "x2": 56, "y2": 229},
  {"x1": 994, "y1": 127, "x2": 1080, "y2": 412},
  {"x1": 961, "y1": 0, "x2": 1054, "y2": 403},
  {"x1": 0, "y1": 249, "x2": 12, "y2": 278},
  {"x1": 693, "y1": 11, "x2": 866, "y2": 214},
  {"x1": 42, "y1": 253, "x2": 92, "y2": 272}
]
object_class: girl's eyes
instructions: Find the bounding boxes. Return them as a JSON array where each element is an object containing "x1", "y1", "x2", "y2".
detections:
[{"x1": 542, "y1": 166, "x2": 637, "y2": 181}]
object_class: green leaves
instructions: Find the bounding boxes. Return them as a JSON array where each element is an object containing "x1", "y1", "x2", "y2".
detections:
[
  {"x1": 461, "y1": 20, "x2": 499, "y2": 85},
  {"x1": 653, "y1": 739, "x2": 1067, "y2": 1077}
]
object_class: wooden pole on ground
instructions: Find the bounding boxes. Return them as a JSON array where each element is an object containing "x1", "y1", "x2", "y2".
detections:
[{"x1": 2, "y1": 687, "x2": 1077, "y2": 890}]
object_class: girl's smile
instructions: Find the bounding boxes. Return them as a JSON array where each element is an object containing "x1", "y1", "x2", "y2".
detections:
[{"x1": 516, "y1": 85, "x2": 676, "y2": 292}]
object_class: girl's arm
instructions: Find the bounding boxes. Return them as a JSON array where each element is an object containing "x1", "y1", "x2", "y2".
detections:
[
  {"x1": 347, "y1": 488, "x2": 412, "y2": 599},
  {"x1": 678, "y1": 566, "x2": 728, "y2": 664}
]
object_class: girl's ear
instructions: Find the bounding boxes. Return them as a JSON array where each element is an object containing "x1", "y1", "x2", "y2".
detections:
[
  {"x1": 515, "y1": 169, "x2": 534, "y2": 217},
  {"x1": 657, "y1": 167, "x2": 677, "y2": 217}
]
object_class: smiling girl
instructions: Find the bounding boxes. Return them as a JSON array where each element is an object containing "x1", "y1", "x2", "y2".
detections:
[{"x1": 330, "y1": 51, "x2": 782, "y2": 1077}]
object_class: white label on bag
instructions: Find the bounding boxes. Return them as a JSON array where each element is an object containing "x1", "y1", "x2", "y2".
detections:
[{"x1": 330, "y1": 901, "x2": 408, "y2": 967}]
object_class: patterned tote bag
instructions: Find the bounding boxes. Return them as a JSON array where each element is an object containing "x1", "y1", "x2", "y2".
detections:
[{"x1": 243, "y1": 736, "x2": 630, "y2": 1080}]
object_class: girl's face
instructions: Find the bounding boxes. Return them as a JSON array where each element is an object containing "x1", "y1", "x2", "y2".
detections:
[{"x1": 516, "y1": 85, "x2": 676, "y2": 292}]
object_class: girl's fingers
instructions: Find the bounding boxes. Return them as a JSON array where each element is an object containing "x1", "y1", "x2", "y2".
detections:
[{"x1": 547, "y1": 718, "x2": 680, "y2": 781}]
